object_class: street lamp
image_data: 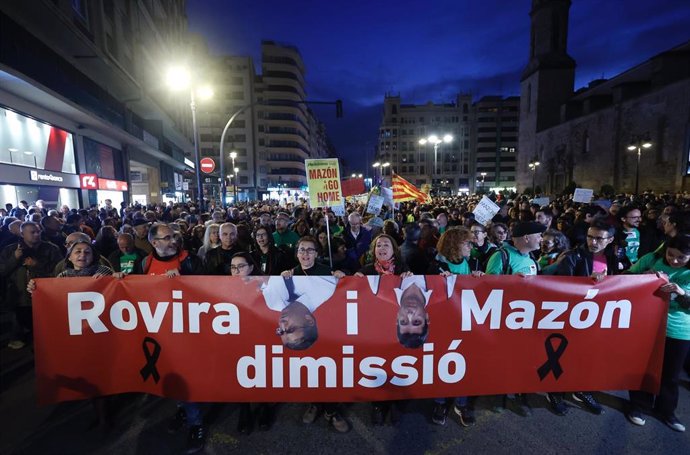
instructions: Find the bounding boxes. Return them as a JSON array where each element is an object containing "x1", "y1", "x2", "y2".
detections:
[
  {"x1": 227, "y1": 151, "x2": 237, "y2": 205},
  {"x1": 528, "y1": 160, "x2": 540, "y2": 195},
  {"x1": 372, "y1": 161, "x2": 381, "y2": 183},
  {"x1": 381, "y1": 162, "x2": 390, "y2": 180},
  {"x1": 233, "y1": 166, "x2": 239, "y2": 203},
  {"x1": 166, "y1": 66, "x2": 213, "y2": 209},
  {"x1": 627, "y1": 137, "x2": 652, "y2": 195},
  {"x1": 480, "y1": 172, "x2": 487, "y2": 191},
  {"x1": 419, "y1": 134, "x2": 453, "y2": 184}
]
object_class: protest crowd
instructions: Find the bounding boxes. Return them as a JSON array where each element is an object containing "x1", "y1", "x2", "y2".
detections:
[{"x1": 2, "y1": 188, "x2": 690, "y2": 453}]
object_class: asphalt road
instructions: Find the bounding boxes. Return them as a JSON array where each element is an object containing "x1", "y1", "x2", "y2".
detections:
[{"x1": 1, "y1": 346, "x2": 689, "y2": 454}]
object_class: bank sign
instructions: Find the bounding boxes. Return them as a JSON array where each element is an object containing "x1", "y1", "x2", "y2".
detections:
[{"x1": 0, "y1": 164, "x2": 80, "y2": 188}]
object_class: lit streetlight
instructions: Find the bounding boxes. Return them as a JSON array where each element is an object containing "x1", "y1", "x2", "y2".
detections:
[
  {"x1": 372, "y1": 161, "x2": 381, "y2": 182},
  {"x1": 166, "y1": 66, "x2": 213, "y2": 209},
  {"x1": 227, "y1": 151, "x2": 237, "y2": 205},
  {"x1": 528, "y1": 160, "x2": 540, "y2": 195},
  {"x1": 480, "y1": 172, "x2": 487, "y2": 191},
  {"x1": 627, "y1": 137, "x2": 652, "y2": 195},
  {"x1": 419, "y1": 134, "x2": 453, "y2": 183}
]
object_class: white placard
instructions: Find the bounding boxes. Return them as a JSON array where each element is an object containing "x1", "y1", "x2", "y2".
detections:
[
  {"x1": 573, "y1": 188, "x2": 594, "y2": 203},
  {"x1": 366, "y1": 195, "x2": 384, "y2": 215},
  {"x1": 331, "y1": 203, "x2": 346, "y2": 217},
  {"x1": 531, "y1": 197, "x2": 550, "y2": 207},
  {"x1": 380, "y1": 186, "x2": 394, "y2": 208},
  {"x1": 473, "y1": 195, "x2": 500, "y2": 225}
]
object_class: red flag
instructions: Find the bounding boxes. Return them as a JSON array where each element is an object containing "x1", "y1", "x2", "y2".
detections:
[{"x1": 392, "y1": 172, "x2": 431, "y2": 203}]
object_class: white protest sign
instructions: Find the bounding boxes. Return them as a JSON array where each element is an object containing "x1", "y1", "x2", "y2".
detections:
[
  {"x1": 380, "y1": 186, "x2": 394, "y2": 208},
  {"x1": 331, "y1": 203, "x2": 346, "y2": 217},
  {"x1": 573, "y1": 188, "x2": 594, "y2": 203},
  {"x1": 532, "y1": 197, "x2": 550, "y2": 207},
  {"x1": 366, "y1": 195, "x2": 384, "y2": 215},
  {"x1": 473, "y1": 196, "x2": 500, "y2": 225}
]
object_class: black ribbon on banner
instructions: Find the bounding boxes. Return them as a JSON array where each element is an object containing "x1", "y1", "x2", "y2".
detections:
[
  {"x1": 537, "y1": 333, "x2": 568, "y2": 381},
  {"x1": 140, "y1": 337, "x2": 161, "y2": 383}
]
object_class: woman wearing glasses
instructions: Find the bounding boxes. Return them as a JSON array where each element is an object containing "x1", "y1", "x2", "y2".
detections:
[
  {"x1": 277, "y1": 236, "x2": 350, "y2": 433},
  {"x1": 228, "y1": 252, "x2": 273, "y2": 434},
  {"x1": 250, "y1": 225, "x2": 293, "y2": 276}
]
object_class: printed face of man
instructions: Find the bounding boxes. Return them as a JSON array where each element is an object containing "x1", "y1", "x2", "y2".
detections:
[
  {"x1": 397, "y1": 284, "x2": 428, "y2": 336},
  {"x1": 277, "y1": 303, "x2": 315, "y2": 348}
]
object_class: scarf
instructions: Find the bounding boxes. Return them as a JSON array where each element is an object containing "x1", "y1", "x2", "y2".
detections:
[{"x1": 374, "y1": 258, "x2": 396, "y2": 275}]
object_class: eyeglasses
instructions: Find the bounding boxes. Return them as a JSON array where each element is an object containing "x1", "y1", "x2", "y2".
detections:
[
  {"x1": 626, "y1": 216, "x2": 642, "y2": 220},
  {"x1": 297, "y1": 248, "x2": 317, "y2": 254},
  {"x1": 154, "y1": 235, "x2": 173, "y2": 241},
  {"x1": 471, "y1": 230, "x2": 486, "y2": 234},
  {"x1": 230, "y1": 263, "x2": 250, "y2": 272},
  {"x1": 255, "y1": 232, "x2": 268, "y2": 238},
  {"x1": 586, "y1": 235, "x2": 612, "y2": 242}
]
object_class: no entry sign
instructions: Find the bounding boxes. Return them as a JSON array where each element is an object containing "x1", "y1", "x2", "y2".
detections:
[{"x1": 200, "y1": 157, "x2": 215, "y2": 174}]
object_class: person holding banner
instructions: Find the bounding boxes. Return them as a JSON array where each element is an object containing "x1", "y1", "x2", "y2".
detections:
[
  {"x1": 229, "y1": 252, "x2": 275, "y2": 434},
  {"x1": 626, "y1": 234, "x2": 690, "y2": 432},
  {"x1": 27, "y1": 239, "x2": 120, "y2": 431},
  {"x1": 355, "y1": 234, "x2": 414, "y2": 426},
  {"x1": 140, "y1": 223, "x2": 207, "y2": 453},
  {"x1": 261, "y1": 236, "x2": 350, "y2": 433},
  {"x1": 486, "y1": 221, "x2": 545, "y2": 416},
  {"x1": 429, "y1": 227, "x2": 483, "y2": 427}
]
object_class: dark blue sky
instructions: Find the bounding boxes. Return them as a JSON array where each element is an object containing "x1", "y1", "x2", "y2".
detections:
[{"x1": 187, "y1": 0, "x2": 690, "y2": 172}]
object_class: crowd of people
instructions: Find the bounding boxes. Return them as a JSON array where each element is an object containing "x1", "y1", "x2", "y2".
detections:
[{"x1": 1, "y1": 190, "x2": 690, "y2": 452}]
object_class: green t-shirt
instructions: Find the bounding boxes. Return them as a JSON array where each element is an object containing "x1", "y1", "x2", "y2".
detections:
[
  {"x1": 624, "y1": 228, "x2": 640, "y2": 263},
  {"x1": 485, "y1": 243, "x2": 539, "y2": 276},
  {"x1": 273, "y1": 230, "x2": 300, "y2": 248},
  {"x1": 119, "y1": 252, "x2": 138, "y2": 275},
  {"x1": 629, "y1": 252, "x2": 690, "y2": 340}
]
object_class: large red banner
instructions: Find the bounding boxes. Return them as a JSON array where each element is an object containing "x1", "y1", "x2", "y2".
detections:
[{"x1": 33, "y1": 275, "x2": 667, "y2": 405}]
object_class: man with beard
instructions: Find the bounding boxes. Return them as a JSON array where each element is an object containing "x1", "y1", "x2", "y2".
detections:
[
  {"x1": 619, "y1": 206, "x2": 643, "y2": 264},
  {"x1": 544, "y1": 220, "x2": 621, "y2": 416},
  {"x1": 142, "y1": 223, "x2": 205, "y2": 453}
]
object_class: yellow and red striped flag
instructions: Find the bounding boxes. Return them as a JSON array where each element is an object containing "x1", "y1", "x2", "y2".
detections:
[{"x1": 392, "y1": 172, "x2": 432, "y2": 203}]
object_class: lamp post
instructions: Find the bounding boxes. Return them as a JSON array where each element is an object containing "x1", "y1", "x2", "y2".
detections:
[
  {"x1": 372, "y1": 161, "x2": 381, "y2": 183},
  {"x1": 627, "y1": 137, "x2": 652, "y2": 195},
  {"x1": 233, "y1": 166, "x2": 239, "y2": 203},
  {"x1": 528, "y1": 160, "x2": 540, "y2": 195},
  {"x1": 419, "y1": 134, "x2": 453, "y2": 185},
  {"x1": 166, "y1": 67, "x2": 212, "y2": 210},
  {"x1": 227, "y1": 151, "x2": 237, "y2": 205},
  {"x1": 480, "y1": 172, "x2": 487, "y2": 191},
  {"x1": 381, "y1": 162, "x2": 390, "y2": 182}
]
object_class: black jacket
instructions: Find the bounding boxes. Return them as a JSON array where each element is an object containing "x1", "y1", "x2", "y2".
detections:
[{"x1": 554, "y1": 245, "x2": 623, "y2": 277}]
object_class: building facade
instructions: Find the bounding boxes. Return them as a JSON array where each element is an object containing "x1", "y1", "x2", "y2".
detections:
[
  {"x1": 0, "y1": 0, "x2": 198, "y2": 209},
  {"x1": 473, "y1": 96, "x2": 520, "y2": 192},
  {"x1": 518, "y1": 0, "x2": 690, "y2": 194},
  {"x1": 376, "y1": 94, "x2": 473, "y2": 195}
]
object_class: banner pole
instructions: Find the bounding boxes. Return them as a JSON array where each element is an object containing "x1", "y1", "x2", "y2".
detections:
[{"x1": 325, "y1": 212, "x2": 333, "y2": 269}]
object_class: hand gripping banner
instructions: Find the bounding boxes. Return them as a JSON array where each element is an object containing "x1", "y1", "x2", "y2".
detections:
[{"x1": 32, "y1": 274, "x2": 667, "y2": 404}]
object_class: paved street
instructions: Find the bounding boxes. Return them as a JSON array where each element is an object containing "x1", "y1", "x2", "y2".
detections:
[{"x1": 1, "y1": 345, "x2": 689, "y2": 454}]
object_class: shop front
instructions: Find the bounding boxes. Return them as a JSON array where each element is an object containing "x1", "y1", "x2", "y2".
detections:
[{"x1": 0, "y1": 106, "x2": 80, "y2": 209}]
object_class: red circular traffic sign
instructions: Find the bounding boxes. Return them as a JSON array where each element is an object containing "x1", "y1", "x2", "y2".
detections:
[{"x1": 200, "y1": 157, "x2": 215, "y2": 174}]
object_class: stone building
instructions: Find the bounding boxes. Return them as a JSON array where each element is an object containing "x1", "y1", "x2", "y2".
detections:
[{"x1": 518, "y1": 0, "x2": 690, "y2": 194}]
